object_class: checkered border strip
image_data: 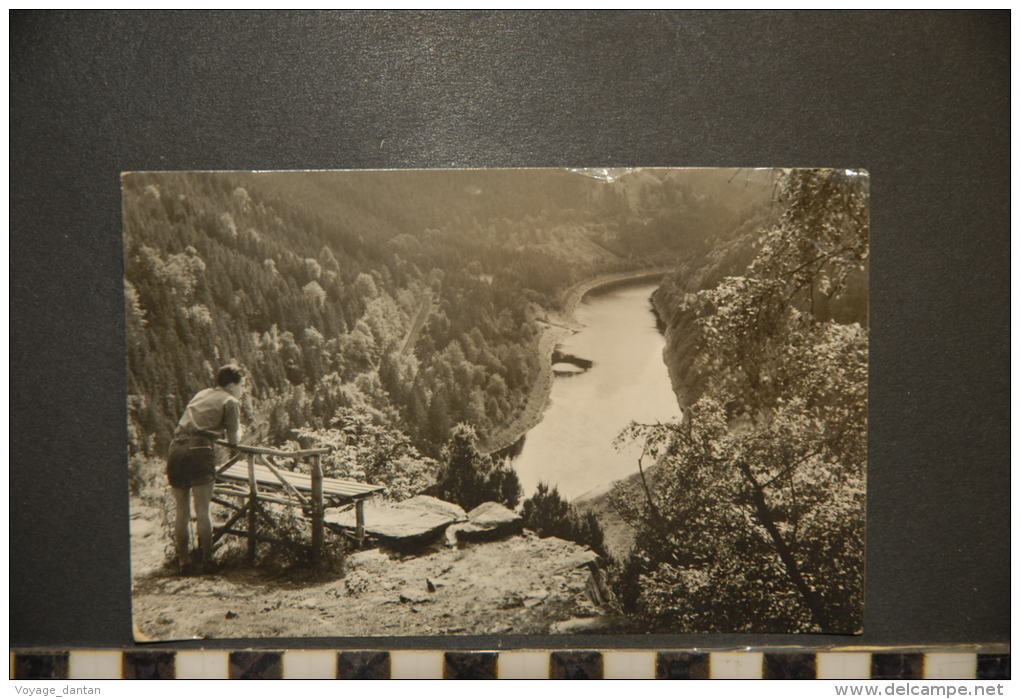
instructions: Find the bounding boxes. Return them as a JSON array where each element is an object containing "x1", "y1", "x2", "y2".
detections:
[{"x1": 10, "y1": 650, "x2": 1010, "y2": 679}]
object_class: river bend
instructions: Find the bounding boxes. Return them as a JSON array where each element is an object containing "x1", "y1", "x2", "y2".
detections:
[{"x1": 511, "y1": 282, "x2": 680, "y2": 501}]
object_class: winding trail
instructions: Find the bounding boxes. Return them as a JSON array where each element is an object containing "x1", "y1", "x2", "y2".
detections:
[
  {"x1": 480, "y1": 266, "x2": 673, "y2": 454},
  {"x1": 398, "y1": 291, "x2": 434, "y2": 356}
]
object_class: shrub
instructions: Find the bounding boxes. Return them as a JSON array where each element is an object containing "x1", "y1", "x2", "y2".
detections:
[
  {"x1": 431, "y1": 423, "x2": 521, "y2": 510},
  {"x1": 297, "y1": 406, "x2": 439, "y2": 501},
  {"x1": 245, "y1": 501, "x2": 349, "y2": 576},
  {"x1": 156, "y1": 493, "x2": 348, "y2": 576},
  {"x1": 521, "y1": 482, "x2": 608, "y2": 558},
  {"x1": 129, "y1": 453, "x2": 167, "y2": 502}
]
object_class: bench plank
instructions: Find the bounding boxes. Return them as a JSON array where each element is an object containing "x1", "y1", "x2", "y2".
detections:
[{"x1": 217, "y1": 462, "x2": 384, "y2": 500}]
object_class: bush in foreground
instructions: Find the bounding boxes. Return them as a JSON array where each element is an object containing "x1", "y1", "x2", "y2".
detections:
[{"x1": 521, "y1": 482, "x2": 607, "y2": 559}]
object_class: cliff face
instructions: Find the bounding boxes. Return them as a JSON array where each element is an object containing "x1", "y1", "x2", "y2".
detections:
[
  {"x1": 650, "y1": 284, "x2": 697, "y2": 411},
  {"x1": 652, "y1": 210, "x2": 868, "y2": 412},
  {"x1": 651, "y1": 232, "x2": 760, "y2": 410}
]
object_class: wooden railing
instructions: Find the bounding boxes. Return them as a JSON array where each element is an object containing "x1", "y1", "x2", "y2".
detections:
[{"x1": 210, "y1": 441, "x2": 382, "y2": 561}]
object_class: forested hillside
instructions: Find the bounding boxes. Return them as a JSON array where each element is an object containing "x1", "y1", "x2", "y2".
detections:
[
  {"x1": 652, "y1": 180, "x2": 868, "y2": 407},
  {"x1": 612, "y1": 169, "x2": 869, "y2": 632},
  {"x1": 123, "y1": 169, "x2": 771, "y2": 479}
]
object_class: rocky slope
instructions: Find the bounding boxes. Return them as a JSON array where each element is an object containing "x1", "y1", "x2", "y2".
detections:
[{"x1": 131, "y1": 500, "x2": 609, "y2": 641}]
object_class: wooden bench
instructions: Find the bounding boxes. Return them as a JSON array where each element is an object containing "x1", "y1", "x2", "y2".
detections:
[{"x1": 210, "y1": 443, "x2": 384, "y2": 560}]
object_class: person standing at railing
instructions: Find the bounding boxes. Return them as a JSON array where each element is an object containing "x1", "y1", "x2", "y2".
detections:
[{"x1": 167, "y1": 364, "x2": 245, "y2": 573}]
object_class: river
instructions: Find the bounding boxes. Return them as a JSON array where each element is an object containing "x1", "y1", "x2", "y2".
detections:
[{"x1": 510, "y1": 281, "x2": 681, "y2": 501}]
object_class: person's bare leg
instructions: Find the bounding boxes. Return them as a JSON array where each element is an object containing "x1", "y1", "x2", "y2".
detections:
[
  {"x1": 172, "y1": 486, "x2": 191, "y2": 569},
  {"x1": 192, "y1": 482, "x2": 214, "y2": 569}
]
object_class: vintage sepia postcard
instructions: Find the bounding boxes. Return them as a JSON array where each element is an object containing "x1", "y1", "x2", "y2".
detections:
[{"x1": 124, "y1": 168, "x2": 868, "y2": 640}]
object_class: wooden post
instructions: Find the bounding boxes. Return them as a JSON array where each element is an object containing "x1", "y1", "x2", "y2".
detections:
[
  {"x1": 310, "y1": 454, "x2": 324, "y2": 560},
  {"x1": 247, "y1": 452, "x2": 257, "y2": 563},
  {"x1": 355, "y1": 499, "x2": 366, "y2": 548}
]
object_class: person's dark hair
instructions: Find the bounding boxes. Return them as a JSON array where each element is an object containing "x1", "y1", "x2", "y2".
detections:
[{"x1": 216, "y1": 364, "x2": 244, "y2": 387}]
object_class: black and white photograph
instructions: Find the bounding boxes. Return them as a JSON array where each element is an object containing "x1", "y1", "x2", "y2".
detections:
[{"x1": 125, "y1": 167, "x2": 868, "y2": 640}]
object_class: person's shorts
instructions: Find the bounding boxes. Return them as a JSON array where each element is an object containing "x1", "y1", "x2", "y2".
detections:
[{"x1": 166, "y1": 435, "x2": 216, "y2": 489}]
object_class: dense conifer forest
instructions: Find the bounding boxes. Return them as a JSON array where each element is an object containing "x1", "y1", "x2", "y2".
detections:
[{"x1": 124, "y1": 169, "x2": 770, "y2": 473}]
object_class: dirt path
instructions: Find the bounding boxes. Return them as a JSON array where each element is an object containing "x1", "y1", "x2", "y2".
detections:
[
  {"x1": 131, "y1": 501, "x2": 604, "y2": 641},
  {"x1": 398, "y1": 291, "x2": 433, "y2": 356},
  {"x1": 480, "y1": 267, "x2": 672, "y2": 454}
]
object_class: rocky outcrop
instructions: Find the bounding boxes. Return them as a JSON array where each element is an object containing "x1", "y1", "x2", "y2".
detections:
[
  {"x1": 405, "y1": 495, "x2": 468, "y2": 522},
  {"x1": 547, "y1": 537, "x2": 600, "y2": 572},
  {"x1": 133, "y1": 495, "x2": 617, "y2": 640},
  {"x1": 455, "y1": 501, "x2": 524, "y2": 542},
  {"x1": 324, "y1": 495, "x2": 467, "y2": 542},
  {"x1": 651, "y1": 280, "x2": 698, "y2": 410},
  {"x1": 651, "y1": 227, "x2": 765, "y2": 411},
  {"x1": 325, "y1": 496, "x2": 533, "y2": 547}
]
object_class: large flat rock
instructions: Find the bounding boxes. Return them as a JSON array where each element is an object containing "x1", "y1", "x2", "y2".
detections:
[
  {"x1": 325, "y1": 495, "x2": 467, "y2": 541},
  {"x1": 457, "y1": 501, "x2": 524, "y2": 542}
]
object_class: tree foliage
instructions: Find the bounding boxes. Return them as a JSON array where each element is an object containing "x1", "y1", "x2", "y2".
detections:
[
  {"x1": 122, "y1": 172, "x2": 586, "y2": 458},
  {"x1": 521, "y1": 482, "x2": 607, "y2": 558},
  {"x1": 295, "y1": 406, "x2": 438, "y2": 502},
  {"x1": 612, "y1": 169, "x2": 868, "y2": 632},
  {"x1": 431, "y1": 424, "x2": 522, "y2": 510},
  {"x1": 125, "y1": 170, "x2": 775, "y2": 459},
  {"x1": 123, "y1": 170, "x2": 777, "y2": 515}
]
